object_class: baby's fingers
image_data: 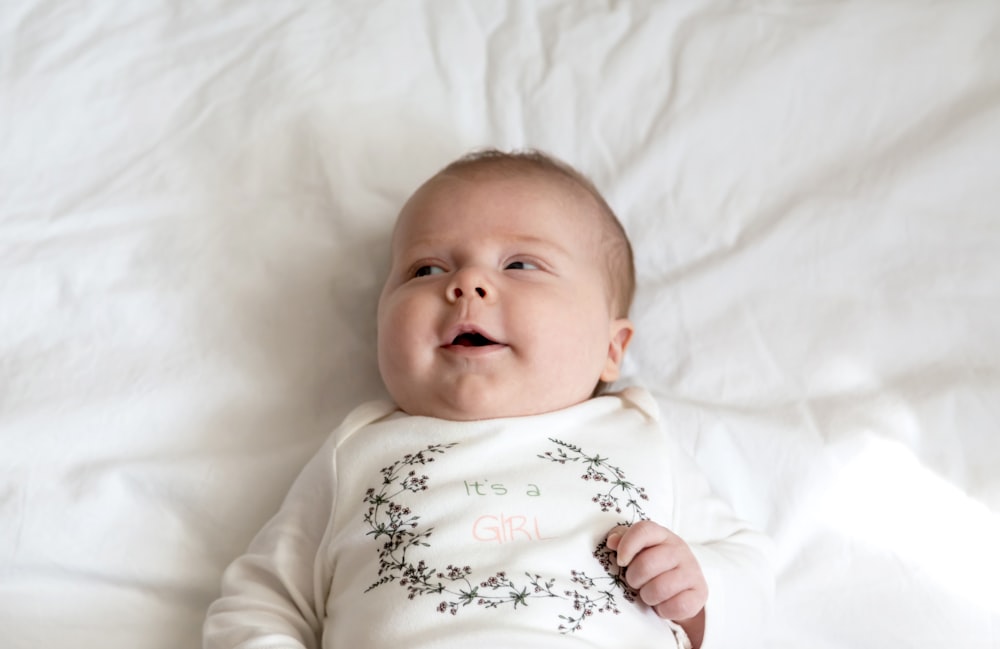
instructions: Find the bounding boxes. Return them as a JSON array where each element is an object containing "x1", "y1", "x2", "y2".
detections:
[
  {"x1": 607, "y1": 520, "x2": 672, "y2": 567},
  {"x1": 622, "y1": 542, "x2": 681, "y2": 589},
  {"x1": 652, "y1": 584, "x2": 706, "y2": 622},
  {"x1": 605, "y1": 525, "x2": 628, "y2": 552}
]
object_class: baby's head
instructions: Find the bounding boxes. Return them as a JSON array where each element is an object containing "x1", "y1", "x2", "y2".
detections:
[{"x1": 377, "y1": 149, "x2": 636, "y2": 421}]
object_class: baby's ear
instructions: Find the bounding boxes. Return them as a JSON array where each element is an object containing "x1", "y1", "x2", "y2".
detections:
[{"x1": 600, "y1": 318, "x2": 634, "y2": 382}]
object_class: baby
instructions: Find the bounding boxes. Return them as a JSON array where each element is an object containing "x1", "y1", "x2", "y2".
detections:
[{"x1": 204, "y1": 150, "x2": 772, "y2": 649}]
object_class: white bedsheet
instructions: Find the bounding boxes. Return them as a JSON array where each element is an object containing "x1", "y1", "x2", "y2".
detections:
[{"x1": 2, "y1": 2, "x2": 998, "y2": 647}]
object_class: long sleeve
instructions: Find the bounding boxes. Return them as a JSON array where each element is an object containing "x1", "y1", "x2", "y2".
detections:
[
  {"x1": 665, "y1": 426, "x2": 775, "y2": 649},
  {"x1": 203, "y1": 401, "x2": 396, "y2": 649}
]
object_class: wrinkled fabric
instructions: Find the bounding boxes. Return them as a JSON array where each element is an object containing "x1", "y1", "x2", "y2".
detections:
[{"x1": 1, "y1": 2, "x2": 998, "y2": 648}]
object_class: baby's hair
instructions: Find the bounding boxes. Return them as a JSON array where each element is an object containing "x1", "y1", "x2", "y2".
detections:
[{"x1": 438, "y1": 148, "x2": 636, "y2": 319}]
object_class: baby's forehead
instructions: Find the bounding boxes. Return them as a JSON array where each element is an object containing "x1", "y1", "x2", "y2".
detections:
[
  {"x1": 435, "y1": 160, "x2": 587, "y2": 196},
  {"x1": 394, "y1": 165, "x2": 617, "y2": 259},
  {"x1": 400, "y1": 164, "x2": 601, "y2": 225}
]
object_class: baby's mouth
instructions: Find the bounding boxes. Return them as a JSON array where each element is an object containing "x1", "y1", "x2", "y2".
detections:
[{"x1": 451, "y1": 332, "x2": 499, "y2": 347}]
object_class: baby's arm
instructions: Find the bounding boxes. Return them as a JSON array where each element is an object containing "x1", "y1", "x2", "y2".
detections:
[
  {"x1": 608, "y1": 429, "x2": 774, "y2": 649},
  {"x1": 203, "y1": 434, "x2": 340, "y2": 649},
  {"x1": 204, "y1": 403, "x2": 394, "y2": 649}
]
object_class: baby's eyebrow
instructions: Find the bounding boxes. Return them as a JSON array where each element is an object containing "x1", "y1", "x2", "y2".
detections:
[
  {"x1": 401, "y1": 233, "x2": 572, "y2": 259},
  {"x1": 502, "y1": 233, "x2": 572, "y2": 257}
]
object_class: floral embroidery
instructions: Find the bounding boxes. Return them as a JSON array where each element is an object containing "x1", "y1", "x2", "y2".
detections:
[
  {"x1": 363, "y1": 443, "x2": 455, "y2": 592},
  {"x1": 538, "y1": 438, "x2": 649, "y2": 524},
  {"x1": 362, "y1": 438, "x2": 651, "y2": 633}
]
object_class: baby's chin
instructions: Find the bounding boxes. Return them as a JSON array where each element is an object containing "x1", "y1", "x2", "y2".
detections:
[{"x1": 393, "y1": 390, "x2": 594, "y2": 422}]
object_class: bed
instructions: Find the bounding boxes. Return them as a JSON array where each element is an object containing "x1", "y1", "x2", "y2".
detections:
[{"x1": 2, "y1": 1, "x2": 998, "y2": 647}]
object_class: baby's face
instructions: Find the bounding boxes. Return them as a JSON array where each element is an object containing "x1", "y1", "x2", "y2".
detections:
[{"x1": 377, "y1": 170, "x2": 633, "y2": 420}]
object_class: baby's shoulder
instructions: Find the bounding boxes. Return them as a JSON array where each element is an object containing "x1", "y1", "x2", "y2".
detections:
[
  {"x1": 612, "y1": 385, "x2": 661, "y2": 421},
  {"x1": 332, "y1": 400, "x2": 400, "y2": 445}
]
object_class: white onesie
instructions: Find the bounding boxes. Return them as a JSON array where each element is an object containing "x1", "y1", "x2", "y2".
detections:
[{"x1": 204, "y1": 388, "x2": 772, "y2": 649}]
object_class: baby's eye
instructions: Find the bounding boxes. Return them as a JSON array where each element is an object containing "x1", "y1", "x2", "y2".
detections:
[
  {"x1": 505, "y1": 260, "x2": 539, "y2": 271},
  {"x1": 414, "y1": 265, "x2": 446, "y2": 278}
]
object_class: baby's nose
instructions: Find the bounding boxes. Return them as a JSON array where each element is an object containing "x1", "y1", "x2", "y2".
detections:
[
  {"x1": 447, "y1": 269, "x2": 492, "y2": 303},
  {"x1": 452, "y1": 286, "x2": 487, "y2": 299}
]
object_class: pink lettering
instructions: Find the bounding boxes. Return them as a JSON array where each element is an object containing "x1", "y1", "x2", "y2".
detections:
[
  {"x1": 471, "y1": 513, "x2": 553, "y2": 543},
  {"x1": 472, "y1": 514, "x2": 503, "y2": 543}
]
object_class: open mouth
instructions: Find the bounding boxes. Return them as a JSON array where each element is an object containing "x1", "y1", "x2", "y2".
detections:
[{"x1": 451, "y1": 332, "x2": 498, "y2": 347}]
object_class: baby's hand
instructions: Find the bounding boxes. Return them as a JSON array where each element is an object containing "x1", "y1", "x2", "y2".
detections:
[{"x1": 606, "y1": 521, "x2": 708, "y2": 644}]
